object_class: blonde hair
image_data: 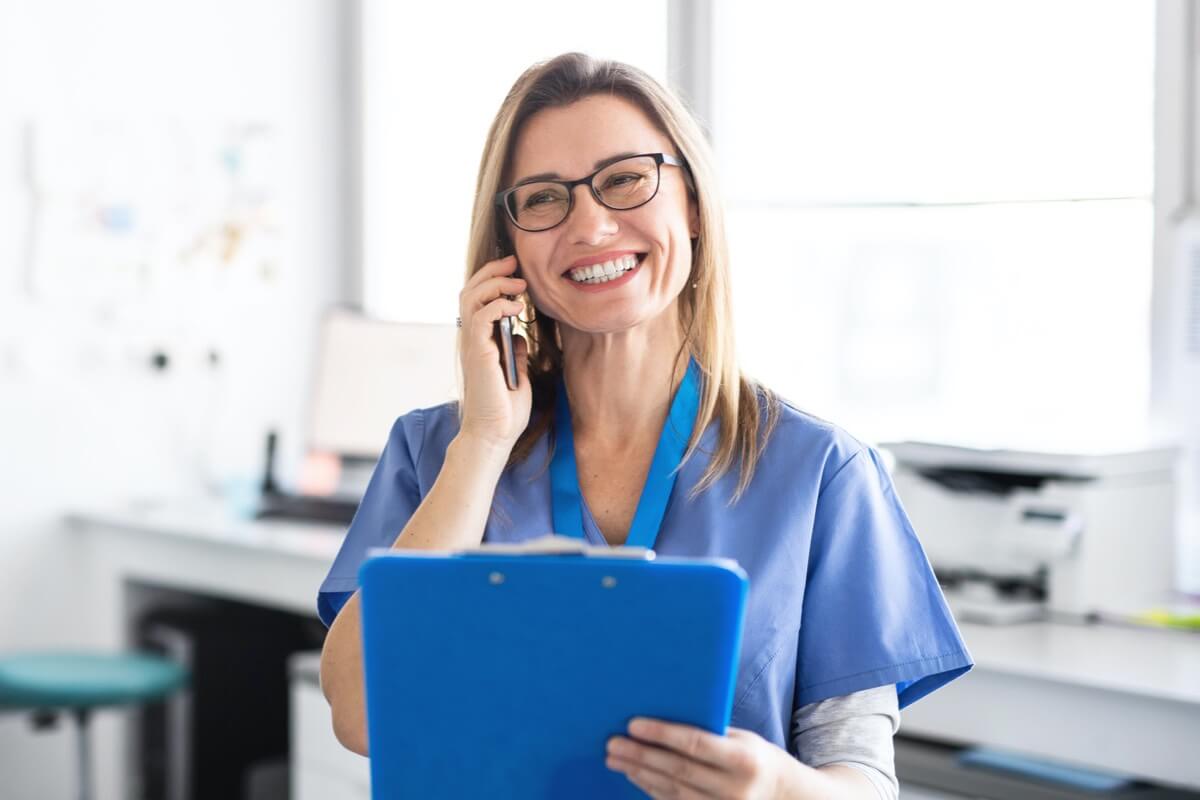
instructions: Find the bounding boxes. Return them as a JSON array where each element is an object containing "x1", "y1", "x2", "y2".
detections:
[{"x1": 463, "y1": 52, "x2": 780, "y2": 505}]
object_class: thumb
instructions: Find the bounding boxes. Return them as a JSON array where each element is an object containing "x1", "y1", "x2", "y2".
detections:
[{"x1": 725, "y1": 727, "x2": 760, "y2": 741}]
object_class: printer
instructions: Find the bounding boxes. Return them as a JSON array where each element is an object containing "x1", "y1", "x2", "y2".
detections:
[{"x1": 880, "y1": 441, "x2": 1179, "y2": 624}]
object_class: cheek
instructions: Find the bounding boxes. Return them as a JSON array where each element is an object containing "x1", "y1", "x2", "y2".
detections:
[
  {"x1": 512, "y1": 235, "x2": 560, "y2": 297},
  {"x1": 512, "y1": 233, "x2": 543, "y2": 271},
  {"x1": 652, "y1": 190, "x2": 694, "y2": 249},
  {"x1": 649, "y1": 213, "x2": 693, "y2": 278}
]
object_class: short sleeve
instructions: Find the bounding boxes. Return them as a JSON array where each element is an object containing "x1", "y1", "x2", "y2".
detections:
[
  {"x1": 316, "y1": 408, "x2": 426, "y2": 628},
  {"x1": 795, "y1": 446, "x2": 973, "y2": 710}
]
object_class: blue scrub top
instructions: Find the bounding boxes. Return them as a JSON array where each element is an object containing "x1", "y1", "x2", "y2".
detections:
[{"x1": 317, "y1": 398, "x2": 973, "y2": 750}]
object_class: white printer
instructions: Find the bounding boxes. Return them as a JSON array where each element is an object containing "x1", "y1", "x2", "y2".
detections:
[{"x1": 880, "y1": 442, "x2": 1179, "y2": 624}]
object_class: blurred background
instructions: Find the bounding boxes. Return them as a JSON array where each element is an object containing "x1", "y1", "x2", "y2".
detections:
[{"x1": 1, "y1": 1, "x2": 1198, "y2": 798}]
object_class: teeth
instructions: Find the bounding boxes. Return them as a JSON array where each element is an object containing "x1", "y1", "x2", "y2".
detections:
[{"x1": 568, "y1": 254, "x2": 639, "y2": 283}]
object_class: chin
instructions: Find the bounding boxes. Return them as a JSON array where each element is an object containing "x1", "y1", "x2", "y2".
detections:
[
  {"x1": 581, "y1": 307, "x2": 668, "y2": 335},
  {"x1": 572, "y1": 319, "x2": 644, "y2": 335}
]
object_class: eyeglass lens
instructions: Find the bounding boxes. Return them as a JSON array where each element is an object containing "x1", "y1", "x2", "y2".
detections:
[{"x1": 508, "y1": 155, "x2": 660, "y2": 231}]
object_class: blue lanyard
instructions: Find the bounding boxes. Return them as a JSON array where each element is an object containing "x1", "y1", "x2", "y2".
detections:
[{"x1": 550, "y1": 357, "x2": 701, "y2": 549}]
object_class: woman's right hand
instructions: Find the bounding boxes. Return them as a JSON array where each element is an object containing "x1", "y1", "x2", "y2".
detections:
[{"x1": 457, "y1": 255, "x2": 533, "y2": 451}]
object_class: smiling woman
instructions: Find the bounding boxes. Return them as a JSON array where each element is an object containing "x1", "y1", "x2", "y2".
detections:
[
  {"x1": 467, "y1": 62, "x2": 758, "y2": 501},
  {"x1": 317, "y1": 53, "x2": 973, "y2": 800}
]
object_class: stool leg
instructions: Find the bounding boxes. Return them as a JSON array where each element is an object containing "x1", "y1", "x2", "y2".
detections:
[{"x1": 72, "y1": 708, "x2": 92, "y2": 800}]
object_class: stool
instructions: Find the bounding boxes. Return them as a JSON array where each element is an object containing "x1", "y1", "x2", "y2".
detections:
[{"x1": 0, "y1": 651, "x2": 189, "y2": 800}]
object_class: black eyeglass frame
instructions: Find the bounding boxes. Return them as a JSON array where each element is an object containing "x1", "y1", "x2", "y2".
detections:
[{"x1": 495, "y1": 152, "x2": 687, "y2": 233}]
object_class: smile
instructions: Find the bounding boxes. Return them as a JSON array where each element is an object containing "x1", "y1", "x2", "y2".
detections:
[{"x1": 565, "y1": 253, "x2": 643, "y2": 284}]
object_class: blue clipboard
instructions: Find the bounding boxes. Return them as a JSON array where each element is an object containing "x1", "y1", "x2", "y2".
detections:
[{"x1": 358, "y1": 548, "x2": 749, "y2": 799}]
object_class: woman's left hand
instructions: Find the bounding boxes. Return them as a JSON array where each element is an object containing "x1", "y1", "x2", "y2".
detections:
[{"x1": 606, "y1": 717, "x2": 801, "y2": 799}]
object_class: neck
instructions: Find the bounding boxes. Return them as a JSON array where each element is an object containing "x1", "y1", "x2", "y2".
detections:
[{"x1": 559, "y1": 306, "x2": 691, "y2": 455}]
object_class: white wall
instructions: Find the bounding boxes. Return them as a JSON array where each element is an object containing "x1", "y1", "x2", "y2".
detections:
[
  {"x1": 1154, "y1": 0, "x2": 1200, "y2": 593},
  {"x1": 0, "y1": 1, "x2": 347, "y2": 796}
]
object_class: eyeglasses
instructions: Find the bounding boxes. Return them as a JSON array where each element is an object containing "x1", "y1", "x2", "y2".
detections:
[{"x1": 496, "y1": 152, "x2": 687, "y2": 233}]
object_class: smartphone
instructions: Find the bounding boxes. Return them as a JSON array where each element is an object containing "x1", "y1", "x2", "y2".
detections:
[
  {"x1": 494, "y1": 309, "x2": 519, "y2": 391},
  {"x1": 493, "y1": 247, "x2": 520, "y2": 391}
]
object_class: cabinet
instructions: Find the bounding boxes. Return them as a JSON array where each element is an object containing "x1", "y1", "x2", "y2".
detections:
[{"x1": 289, "y1": 652, "x2": 371, "y2": 800}]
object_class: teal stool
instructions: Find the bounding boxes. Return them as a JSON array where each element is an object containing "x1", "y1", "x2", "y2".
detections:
[{"x1": 0, "y1": 652, "x2": 189, "y2": 800}]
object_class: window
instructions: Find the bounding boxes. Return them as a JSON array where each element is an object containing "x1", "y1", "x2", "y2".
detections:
[
  {"x1": 359, "y1": 2, "x2": 1155, "y2": 451},
  {"x1": 361, "y1": 3, "x2": 667, "y2": 323},
  {"x1": 713, "y1": 1, "x2": 1154, "y2": 448}
]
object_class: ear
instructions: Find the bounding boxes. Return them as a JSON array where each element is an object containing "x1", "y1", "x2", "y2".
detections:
[{"x1": 687, "y1": 196, "x2": 700, "y2": 239}]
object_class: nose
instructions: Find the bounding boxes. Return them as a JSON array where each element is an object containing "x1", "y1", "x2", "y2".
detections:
[{"x1": 564, "y1": 183, "x2": 618, "y2": 245}]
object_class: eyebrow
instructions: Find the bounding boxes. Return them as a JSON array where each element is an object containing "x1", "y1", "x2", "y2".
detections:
[{"x1": 513, "y1": 151, "x2": 641, "y2": 186}]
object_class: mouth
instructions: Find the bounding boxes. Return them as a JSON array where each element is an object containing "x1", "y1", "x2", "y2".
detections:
[{"x1": 561, "y1": 252, "x2": 647, "y2": 285}]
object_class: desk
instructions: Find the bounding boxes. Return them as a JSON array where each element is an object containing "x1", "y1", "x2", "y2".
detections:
[
  {"x1": 901, "y1": 619, "x2": 1200, "y2": 790},
  {"x1": 66, "y1": 500, "x2": 346, "y2": 800},
  {"x1": 67, "y1": 500, "x2": 341, "y2": 614},
  {"x1": 68, "y1": 502, "x2": 1200, "y2": 796}
]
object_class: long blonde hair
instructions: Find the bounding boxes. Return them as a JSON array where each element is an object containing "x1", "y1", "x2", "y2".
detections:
[{"x1": 463, "y1": 52, "x2": 780, "y2": 505}]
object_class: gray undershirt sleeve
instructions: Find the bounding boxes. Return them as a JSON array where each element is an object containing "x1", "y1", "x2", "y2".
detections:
[{"x1": 790, "y1": 684, "x2": 901, "y2": 800}]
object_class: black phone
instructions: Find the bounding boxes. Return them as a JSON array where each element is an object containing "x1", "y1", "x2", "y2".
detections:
[
  {"x1": 493, "y1": 243, "x2": 520, "y2": 391},
  {"x1": 494, "y1": 310, "x2": 519, "y2": 391}
]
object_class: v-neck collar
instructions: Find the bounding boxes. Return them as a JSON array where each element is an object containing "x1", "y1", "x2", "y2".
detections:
[
  {"x1": 578, "y1": 495, "x2": 607, "y2": 546},
  {"x1": 550, "y1": 357, "x2": 702, "y2": 549}
]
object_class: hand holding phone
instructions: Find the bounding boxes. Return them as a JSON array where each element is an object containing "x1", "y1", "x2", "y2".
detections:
[{"x1": 456, "y1": 254, "x2": 531, "y2": 450}]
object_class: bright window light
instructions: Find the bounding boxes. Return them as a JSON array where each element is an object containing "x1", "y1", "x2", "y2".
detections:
[
  {"x1": 715, "y1": 1, "x2": 1154, "y2": 449},
  {"x1": 361, "y1": 3, "x2": 668, "y2": 323}
]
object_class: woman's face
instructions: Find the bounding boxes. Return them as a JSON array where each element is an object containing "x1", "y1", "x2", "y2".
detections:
[{"x1": 505, "y1": 94, "x2": 698, "y2": 335}]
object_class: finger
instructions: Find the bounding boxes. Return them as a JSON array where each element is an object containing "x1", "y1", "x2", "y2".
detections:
[
  {"x1": 461, "y1": 255, "x2": 522, "y2": 313},
  {"x1": 608, "y1": 737, "x2": 734, "y2": 797},
  {"x1": 466, "y1": 296, "x2": 525, "y2": 343},
  {"x1": 626, "y1": 718, "x2": 743, "y2": 771},
  {"x1": 463, "y1": 255, "x2": 518, "y2": 292},
  {"x1": 725, "y1": 727, "x2": 762, "y2": 743},
  {"x1": 461, "y1": 276, "x2": 527, "y2": 317},
  {"x1": 614, "y1": 765, "x2": 664, "y2": 799},
  {"x1": 608, "y1": 755, "x2": 713, "y2": 800}
]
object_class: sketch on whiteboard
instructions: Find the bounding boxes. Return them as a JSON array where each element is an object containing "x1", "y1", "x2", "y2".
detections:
[{"x1": 21, "y1": 116, "x2": 282, "y2": 312}]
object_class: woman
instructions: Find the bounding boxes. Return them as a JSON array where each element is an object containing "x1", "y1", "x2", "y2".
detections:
[{"x1": 318, "y1": 53, "x2": 972, "y2": 799}]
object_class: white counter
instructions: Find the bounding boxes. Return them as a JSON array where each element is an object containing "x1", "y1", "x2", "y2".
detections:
[
  {"x1": 901, "y1": 617, "x2": 1200, "y2": 790},
  {"x1": 68, "y1": 500, "x2": 1200, "y2": 796}
]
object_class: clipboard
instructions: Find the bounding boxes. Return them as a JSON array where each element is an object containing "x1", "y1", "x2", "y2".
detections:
[{"x1": 358, "y1": 540, "x2": 749, "y2": 799}]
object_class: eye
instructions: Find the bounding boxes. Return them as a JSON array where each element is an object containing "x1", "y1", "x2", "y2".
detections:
[
  {"x1": 523, "y1": 191, "x2": 562, "y2": 209},
  {"x1": 603, "y1": 172, "x2": 643, "y2": 189}
]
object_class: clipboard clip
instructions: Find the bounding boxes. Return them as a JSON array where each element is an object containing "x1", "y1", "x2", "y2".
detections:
[{"x1": 455, "y1": 533, "x2": 656, "y2": 560}]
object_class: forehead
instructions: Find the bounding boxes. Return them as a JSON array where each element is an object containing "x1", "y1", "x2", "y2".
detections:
[{"x1": 509, "y1": 94, "x2": 674, "y2": 183}]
